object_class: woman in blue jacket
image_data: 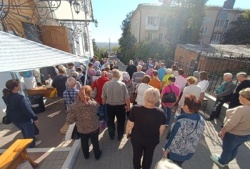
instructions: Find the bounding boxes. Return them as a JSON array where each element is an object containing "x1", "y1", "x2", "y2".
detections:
[
  {"x1": 163, "y1": 95, "x2": 205, "y2": 167},
  {"x1": 2, "y1": 79, "x2": 40, "y2": 147}
]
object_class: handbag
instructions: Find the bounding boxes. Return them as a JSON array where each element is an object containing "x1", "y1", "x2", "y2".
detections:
[
  {"x1": 154, "y1": 158, "x2": 182, "y2": 169},
  {"x1": 71, "y1": 125, "x2": 80, "y2": 140},
  {"x1": 2, "y1": 115, "x2": 11, "y2": 125},
  {"x1": 65, "y1": 123, "x2": 80, "y2": 140}
]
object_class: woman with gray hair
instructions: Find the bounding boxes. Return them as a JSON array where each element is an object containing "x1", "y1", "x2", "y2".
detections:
[
  {"x1": 210, "y1": 87, "x2": 250, "y2": 167},
  {"x1": 126, "y1": 88, "x2": 166, "y2": 169}
]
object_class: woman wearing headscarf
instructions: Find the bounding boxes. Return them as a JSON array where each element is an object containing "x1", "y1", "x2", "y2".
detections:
[{"x1": 66, "y1": 86, "x2": 102, "y2": 160}]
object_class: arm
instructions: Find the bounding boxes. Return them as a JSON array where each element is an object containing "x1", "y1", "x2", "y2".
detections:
[
  {"x1": 159, "y1": 125, "x2": 166, "y2": 138},
  {"x1": 219, "y1": 107, "x2": 243, "y2": 138},
  {"x1": 101, "y1": 84, "x2": 107, "y2": 104},
  {"x1": 164, "y1": 122, "x2": 180, "y2": 150},
  {"x1": 126, "y1": 120, "x2": 134, "y2": 138},
  {"x1": 217, "y1": 82, "x2": 236, "y2": 97},
  {"x1": 20, "y1": 97, "x2": 38, "y2": 121}
]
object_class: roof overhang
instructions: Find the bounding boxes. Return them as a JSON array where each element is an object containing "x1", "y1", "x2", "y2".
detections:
[{"x1": 0, "y1": 31, "x2": 88, "y2": 72}]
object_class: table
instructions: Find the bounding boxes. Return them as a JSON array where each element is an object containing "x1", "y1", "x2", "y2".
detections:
[{"x1": 25, "y1": 86, "x2": 57, "y2": 98}]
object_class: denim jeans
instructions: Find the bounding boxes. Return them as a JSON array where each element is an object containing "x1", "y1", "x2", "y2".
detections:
[
  {"x1": 219, "y1": 132, "x2": 250, "y2": 165},
  {"x1": 162, "y1": 107, "x2": 171, "y2": 125},
  {"x1": 13, "y1": 120, "x2": 36, "y2": 147}
]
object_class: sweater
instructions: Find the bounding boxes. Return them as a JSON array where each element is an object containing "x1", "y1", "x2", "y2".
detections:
[
  {"x1": 224, "y1": 105, "x2": 250, "y2": 136},
  {"x1": 164, "y1": 113, "x2": 205, "y2": 162},
  {"x1": 2, "y1": 93, "x2": 38, "y2": 123}
]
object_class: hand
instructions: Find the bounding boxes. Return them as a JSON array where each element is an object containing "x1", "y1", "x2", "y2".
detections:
[
  {"x1": 34, "y1": 120, "x2": 38, "y2": 126},
  {"x1": 218, "y1": 130, "x2": 225, "y2": 139},
  {"x1": 126, "y1": 106, "x2": 130, "y2": 112},
  {"x1": 214, "y1": 94, "x2": 218, "y2": 97},
  {"x1": 162, "y1": 149, "x2": 169, "y2": 158}
]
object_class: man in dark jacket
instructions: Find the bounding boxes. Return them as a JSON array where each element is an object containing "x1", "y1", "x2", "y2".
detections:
[
  {"x1": 206, "y1": 73, "x2": 236, "y2": 121},
  {"x1": 52, "y1": 66, "x2": 68, "y2": 97},
  {"x1": 229, "y1": 72, "x2": 250, "y2": 108}
]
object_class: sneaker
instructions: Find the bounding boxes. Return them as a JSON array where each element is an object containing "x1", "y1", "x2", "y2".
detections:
[
  {"x1": 205, "y1": 117, "x2": 213, "y2": 121},
  {"x1": 35, "y1": 140, "x2": 42, "y2": 147},
  {"x1": 210, "y1": 155, "x2": 226, "y2": 167}
]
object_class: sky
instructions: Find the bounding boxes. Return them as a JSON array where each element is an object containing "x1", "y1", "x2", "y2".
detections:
[{"x1": 91, "y1": 0, "x2": 250, "y2": 43}]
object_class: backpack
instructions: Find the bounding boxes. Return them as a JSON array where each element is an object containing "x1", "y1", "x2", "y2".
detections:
[{"x1": 162, "y1": 85, "x2": 176, "y2": 103}]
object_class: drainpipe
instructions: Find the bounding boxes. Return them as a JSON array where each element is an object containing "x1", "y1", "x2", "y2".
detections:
[{"x1": 138, "y1": 7, "x2": 142, "y2": 42}]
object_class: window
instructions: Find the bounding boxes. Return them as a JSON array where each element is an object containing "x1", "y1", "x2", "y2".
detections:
[
  {"x1": 219, "y1": 20, "x2": 225, "y2": 27},
  {"x1": 201, "y1": 27, "x2": 208, "y2": 35},
  {"x1": 224, "y1": 20, "x2": 229, "y2": 28},
  {"x1": 159, "y1": 18, "x2": 165, "y2": 26},
  {"x1": 147, "y1": 16, "x2": 158, "y2": 26},
  {"x1": 148, "y1": 33, "x2": 153, "y2": 41},
  {"x1": 212, "y1": 33, "x2": 222, "y2": 42},
  {"x1": 215, "y1": 20, "x2": 220, "y2": 27},
  {"x1": 159, "y1": 33, "x2": 163, "y2": 42}
]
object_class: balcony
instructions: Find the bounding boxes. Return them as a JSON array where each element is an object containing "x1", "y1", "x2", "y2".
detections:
[{"x1": 145, "y1": 24, "x2": 160, "y2": 31}]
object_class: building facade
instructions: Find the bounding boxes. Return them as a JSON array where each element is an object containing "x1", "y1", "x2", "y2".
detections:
[
  {"x1": 0, "y1": 0, "x2": 95, "y2": 58},
  {"x1": 130, "y1": 1, "x2": 244, "y2": 45}
]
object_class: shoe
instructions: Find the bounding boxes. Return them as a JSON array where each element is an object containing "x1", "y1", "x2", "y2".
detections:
[
  {"x1": 84, "y1": 153, "x2": 89, "y2": 159},
  {"x1": 205, "y1": 117, "x2": 213, "y2": 121},
  {"x1": 95, "y1": 150, "x2": 102, "y2": 160},
  {"x1": 210, "y1": 155, "x2": 227, "y2": 167},
  {"x1": 35, "y1": 140, "x2": 42, "y2": 147},
  {"x1": 165, "y1": 124, "x2": 169, "y2": 127}
]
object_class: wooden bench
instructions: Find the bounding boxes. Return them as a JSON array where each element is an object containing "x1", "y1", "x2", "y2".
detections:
[{"x1": 0, "y1": 139, "x2": 38, "y2": 169}]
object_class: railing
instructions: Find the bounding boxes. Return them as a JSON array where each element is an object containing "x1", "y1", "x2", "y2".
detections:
[{"x1": 166, "y1": 56, "x2": 250, "y2": 95}]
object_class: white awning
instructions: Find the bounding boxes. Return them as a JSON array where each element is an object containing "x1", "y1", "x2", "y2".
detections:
[{"x1": 0, "y1": 31, "x2": 88, "y2": 72}]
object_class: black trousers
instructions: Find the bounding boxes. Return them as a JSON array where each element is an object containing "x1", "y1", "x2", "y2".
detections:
[
  {"x1": 106, "y1": 104, "x2": 126, "y2": 139},
  {"x1": 79, "y1": 128, "x2": 101, "y2": 159},
  {"x1": 131, "y1": 139, "x2": 157, "y2": 169},
  {"x1": 210, "y1": 98, "x2": 225, "y2": 119}
]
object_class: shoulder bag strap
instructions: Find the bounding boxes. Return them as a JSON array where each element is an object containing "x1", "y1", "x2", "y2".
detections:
[
  {"x1": 187, "y1": 119, "x2": 199, "y2": 136},
  {"x1": 168, "y1": 85, "x2": 173, "y2": 92},
  {"x1": 67, "y1": 90, "x2": 74, "y2": 103}
]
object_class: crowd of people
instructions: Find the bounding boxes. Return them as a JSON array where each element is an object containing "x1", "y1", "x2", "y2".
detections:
[{"x1": 2, "y1": 56, "x2": 250, "y2": 169}]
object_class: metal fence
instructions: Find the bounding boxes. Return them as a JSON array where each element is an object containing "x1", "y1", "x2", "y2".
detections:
[{"x1": 166, "y1": 55, "x2": 250, "y2": 95}]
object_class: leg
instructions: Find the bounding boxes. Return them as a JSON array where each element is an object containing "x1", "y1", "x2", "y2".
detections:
[
  {"x1": 89, "y1": 128, "x2": 102, "y2": 160},
  {"x1": 115, "y1": 105, "x2": 126, "y2": 140},
  {"x1": 141, "y1": 144, "x2": 157, "y2": 169},
  {"x1": 162, "y1": 107, "x2": 171, "y2": 126},
  {"x1": 131, "y1": 139, "x2": 144, "y2": 169},
  {"x1": 210, "y1": 99, "x2": 224, "y2": 119},
  {"x1": 219, "y1": 133, "x2": 249, "y2": 164},
  {"x1": 79, "y1": 133, "x2": 90, "y2": 159},
  {"x1": 106, "y1": 104, "x2": 116, "y2": 139},
  {"x1": 14, "y1": 121, "x2": 36, "y2": 147}
]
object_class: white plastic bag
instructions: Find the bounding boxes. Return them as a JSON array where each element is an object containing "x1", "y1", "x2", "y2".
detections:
[
  {"x1": 154, "y1": 158, "x2": 182, "y2": 169},
  {"x1": 17, "y1": 160, "x2": 33, "y2": 169},
  {"x1": 65, "y1": 123, "x2": 76, "y2": 141}
]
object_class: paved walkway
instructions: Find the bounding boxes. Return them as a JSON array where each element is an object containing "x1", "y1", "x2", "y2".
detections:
[{"x1": 72, "y1": 112, "x2": 250, "y2": 169}]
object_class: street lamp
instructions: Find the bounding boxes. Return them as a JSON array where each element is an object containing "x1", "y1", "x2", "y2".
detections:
[
  {"x1": 94, "y1": 19, "x2": 98, "y2": 27},
  {"x1": 72, "y1": 1, "x2": 81, "y2": 14}
]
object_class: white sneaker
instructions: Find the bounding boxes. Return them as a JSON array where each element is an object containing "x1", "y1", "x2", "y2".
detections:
[{"x1": 35, "y1": 140, "x2": 42, "y2": 147}]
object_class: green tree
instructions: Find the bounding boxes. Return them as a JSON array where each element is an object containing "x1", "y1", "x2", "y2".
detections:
[
  {"x1": 92, "y1": 40, "x2": 101, "y2": 59},
  {"x1": 162, "y1": 0, "x2": 207, "y2": 45},
  {"x1": 223, "y1": 10, "x2": 250, "y2": 44},
  {"x1": 119, "y1": 11, "x2": 137, "y2": 64}
]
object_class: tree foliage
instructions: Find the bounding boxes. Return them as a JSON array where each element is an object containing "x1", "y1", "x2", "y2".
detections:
[
  {"x1": 223, "y1": 10, "x2": 250, "y2": 45},
  {"x1": 163, "y1": 0, "x2": 207, "y2": 45},
  {"x1": 119, "y1": 11, "x2": 137, "y2": 63}
]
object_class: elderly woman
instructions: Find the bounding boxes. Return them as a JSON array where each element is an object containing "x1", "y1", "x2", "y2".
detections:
[
  {"x1": 178, "y1": 76, "x2": 201, "y2": 114},
  {"x1": 66, "y1": 86, "x2": 102, "y2": 160},
  {"x1": 210, "y1": 88, "x2": 250, "y2": 167},
  {"x1": 161, "y1": 68, "x2": 173, "y2": 90},
  {"x1": 135, "y1": 75, "x2": 152, "y2": 105},
  {"x1": 126, "y1": 88, "x2": 166, "y2": 169},
  {"x1": 163, "y1": 95, "x2": 205, "y2": 167}
]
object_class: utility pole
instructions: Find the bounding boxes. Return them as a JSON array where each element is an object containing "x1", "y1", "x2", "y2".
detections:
[{"x1": 109, "y1": 38, "x2": 111, "y2": 55}]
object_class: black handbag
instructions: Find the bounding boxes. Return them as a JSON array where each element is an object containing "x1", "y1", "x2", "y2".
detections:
[
  {"x1": 2, "y1": 115, "x2": 11, "y2": 125},
  {"x1": 71, "y1": 125, "x2": 80, "y2": 140}
]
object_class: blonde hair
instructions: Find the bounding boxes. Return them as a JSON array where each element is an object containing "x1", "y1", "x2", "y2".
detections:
[
  {"x1": 144, "y1": 88, "x2": 160, "y2": 105},
  {"x1": 78, "y1": 85, "x2": 92, "y2": 104},
  {"x1": 186, "y1": 76, "x2": 197, "y2": 85},
  {"x1": 111, "y1": 69, "x2": 120, "y2": 78},
  {"x1": 239, "y1": 88, "x2": 250, "y2": 101}
]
